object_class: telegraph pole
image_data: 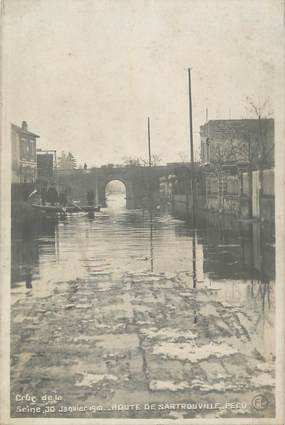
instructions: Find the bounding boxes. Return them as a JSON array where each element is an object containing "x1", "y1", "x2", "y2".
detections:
[
  {"x1": 187, "y1": 68, "x2": 196, "y2": 222},
  {"x1": 188, "y1": 68, "x2": 197, "y2": 290},
  {"x1": 147, "y1": 117, "x2": 152, "y2": 167},
  {"x1": 188, "y1": 68, "x2": 194, "y2": 164}
]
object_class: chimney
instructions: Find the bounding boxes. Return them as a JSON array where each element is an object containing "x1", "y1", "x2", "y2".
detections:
[{"x1": 21, "y1": 121, "x2": 28, "y2": 131}]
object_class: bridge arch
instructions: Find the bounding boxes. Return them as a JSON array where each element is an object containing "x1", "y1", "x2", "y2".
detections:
[
  {"x1": 104, "y1": 177, "x2": 127, "y2": 193},
  {"x1": 104, "y1": 179, "x2": 127, "y2": 208},
  {"x1": 97, "y1": 174, "x2": 135, "y2": 208}
]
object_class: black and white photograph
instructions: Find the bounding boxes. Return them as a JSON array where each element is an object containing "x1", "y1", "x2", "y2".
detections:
[{"x1": 0, "y1": 0, "x2": 284, "y2": 423}]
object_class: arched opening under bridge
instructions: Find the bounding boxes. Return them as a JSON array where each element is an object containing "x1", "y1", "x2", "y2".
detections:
[{"x1": 105, "y1": 180, "x2": 127, "y2": 209}]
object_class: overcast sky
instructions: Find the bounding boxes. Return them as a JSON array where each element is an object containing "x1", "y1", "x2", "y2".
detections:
[{"x1": 4, "y1": 0, "x2": 282, "y2": 166}]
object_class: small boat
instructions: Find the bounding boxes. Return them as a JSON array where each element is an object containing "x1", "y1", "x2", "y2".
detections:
[{"x1": 32, "y1": 204, "x2": 101, "y2": 214}]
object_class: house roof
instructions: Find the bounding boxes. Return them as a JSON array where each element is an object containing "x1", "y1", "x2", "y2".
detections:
[
  {"x1": 200, "y1": 118, "x2": 274, "y2": 130},
  {"x1": 11, "y1": 123, "x2": 40, "y2": 138}
]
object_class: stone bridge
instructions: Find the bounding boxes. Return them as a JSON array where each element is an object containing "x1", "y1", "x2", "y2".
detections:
[{"x1": 55, "y1": 164, "x2": 174, "y2": 209}]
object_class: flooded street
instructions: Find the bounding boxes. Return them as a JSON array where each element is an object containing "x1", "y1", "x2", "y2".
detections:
[{"x1": 11, "y1": 194, "x2": 275, "y2": 419}]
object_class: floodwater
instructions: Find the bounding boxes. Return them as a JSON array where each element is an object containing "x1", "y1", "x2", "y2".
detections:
[{"x1": 11, "y1": 193, "x2": 275, "y2": 419}]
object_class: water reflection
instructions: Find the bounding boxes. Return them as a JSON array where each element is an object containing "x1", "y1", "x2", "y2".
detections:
[
  {"x1": 11, "y1": 197, "x2": 276, "y2": 418},
  {"x1": 25, "y1": 270, "x2": 33, "y2": 289},
  {"x1": 149, "y1": 210, "x2": 154, "y2": 272},
  {"x1": 192, "y1": 231, "x2": 197, "y2": 289},
  {"x1": 106, "y1": 192, "x2": 126, "y2": 211},
  {"x1": 11, "y1": 217, "x2": 57, "y2": 289},
  {"x1": 11, "y1": 196, "x2": 275, "y2": 327}
]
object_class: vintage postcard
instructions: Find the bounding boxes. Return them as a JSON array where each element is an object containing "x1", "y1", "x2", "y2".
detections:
[{"x1": 0, "y1": 0, "x2": 284, "y2": 424}]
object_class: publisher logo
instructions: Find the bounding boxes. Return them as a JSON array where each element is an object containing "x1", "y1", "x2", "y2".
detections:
[{"x1": 252, "y1": 395, "x2": 269, "y2": 411}]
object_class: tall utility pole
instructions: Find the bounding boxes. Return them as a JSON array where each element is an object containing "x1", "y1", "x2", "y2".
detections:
[
  {"x1": 187, "y1": 68, "x2": 196, "y2": 221},
  {"x1": 188, "y1": 68, "x2": 197, "y2": 290},
  {"x1": 147, "y1": 117, "x2": 152, "y2": 167},
  {"x1": 188, "y1": 68, "x2": 194, "y2": 164}
]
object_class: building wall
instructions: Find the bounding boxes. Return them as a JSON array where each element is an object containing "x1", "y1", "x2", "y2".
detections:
[
  {"x1": 262, "y1": 169, "x2": 274, "y2": 196},
  {"x1": 11, "y1": 123, "x2": 39, "y2": 184},
  {"x1": 11, "y1": 130, "x2": 20, "y2": 183},
  {"x1": 37, "y1": 153, "x2": 54, "y2": 180},
  {"x1": 171, "y1": 167, "x2": 274, "y2": 224},
  {"x1": 200, "y1": 119, "x2": 274, "y2": 169}
]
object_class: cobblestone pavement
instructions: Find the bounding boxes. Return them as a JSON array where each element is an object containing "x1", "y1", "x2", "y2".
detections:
[{"x1": 11, "y1": 270, "x2": 275, "y2": 419}]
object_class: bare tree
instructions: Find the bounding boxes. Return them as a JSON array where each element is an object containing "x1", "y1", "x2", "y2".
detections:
[
  {"x1": 58, "y1": 151, "x2": 77, "y2": 170},
  {"x1": 122, "y1": 153, "x2": 163, "y2": 167},
  {"x1": 140, "y1": 153, "x2": 163, "y2": 166},
  {"x1": 121, "y1": 156, "x2": 142, "y2": 167},
  {"x1": 245, "y1": 96, "x2": 272, "y2": 119},
  {"x1": 245, "y1": 97, "x2": 274, "y2": 167},
  {"x1": 150, "y1": 153, "x2": 163, "y2": 166},
  {"x1": 177, "y1": 151, "x2": 189, "y2": 163}
]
